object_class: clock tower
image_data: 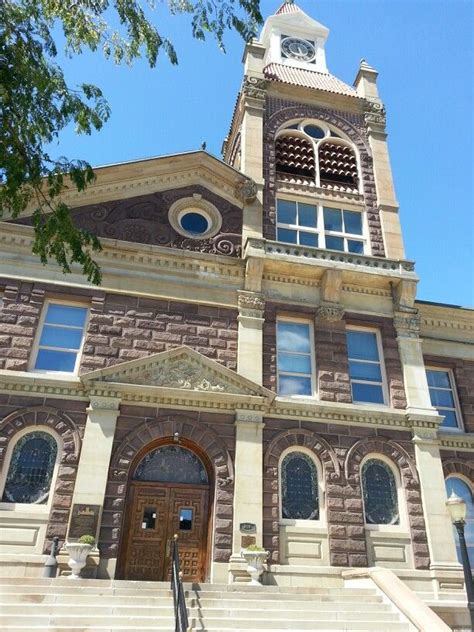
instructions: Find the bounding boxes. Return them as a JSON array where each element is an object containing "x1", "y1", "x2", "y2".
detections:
[{"x1": 260, "y1": 0, "x2": 329, "y2": 73}]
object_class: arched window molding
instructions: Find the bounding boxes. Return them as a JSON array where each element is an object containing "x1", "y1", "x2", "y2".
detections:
[
  {"x1": 278, "y1": 446, "x2": 325, "y2": 527},
  {"x1": 0, "y1": 425, "x2": 62, "y2": 514},
  {"x1": 445, "y1": 474, "x2": 474, "y2": 567},
  {"x1": 360, "y1": 453, "x2": 407, "y2": 532},
  {"x1": 275, "y1": 119, "x2": 361, "y2": 193}
]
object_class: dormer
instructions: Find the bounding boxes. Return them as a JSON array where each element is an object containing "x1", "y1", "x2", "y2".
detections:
[{"x1": 260, "y1": 1, "x2": 330, "y2": 74}]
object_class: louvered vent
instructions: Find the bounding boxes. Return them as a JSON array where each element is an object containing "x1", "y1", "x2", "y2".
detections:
[
  {"x1": 275, "y1": 135, "x2": 315, "y2": 180},
  {"x1": 318, "y1": 142, "x2": 358, "y2": 191}
]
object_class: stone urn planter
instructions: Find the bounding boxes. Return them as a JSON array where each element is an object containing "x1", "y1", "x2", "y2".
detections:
[
  {"x1": 241, "y1": 548, "x2": 269, "y2": 585},
  {"x1": 65, "y1": 543, "x2": 93, "y2": 579}
]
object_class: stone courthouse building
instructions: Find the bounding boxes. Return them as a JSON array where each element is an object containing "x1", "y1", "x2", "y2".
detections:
[{"x1": 0, "y1": 2, "x2": 473, "y2": 629}]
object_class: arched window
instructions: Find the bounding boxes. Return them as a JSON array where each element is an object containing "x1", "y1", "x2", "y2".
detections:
[
  {"x1": 2, "y1": 431, "x2": 58, "y2": 504},
  {"x1": 445, "y1": 477, "x2": 474, "y2": 566},
  {"x1": 281, "y1": 451, "x2": 319, "y2": 520},
  {"x1": 275, "y1": 120, "x2": 359, "y2": 193},
  {"x1": 362, "y1": 458, "x2": 399, "y2": 525},
  {"x1": 133, "y1": 445, "x2": 208, "y2": 485}
]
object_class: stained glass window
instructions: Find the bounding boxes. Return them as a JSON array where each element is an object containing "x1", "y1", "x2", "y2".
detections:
[
  {"x1": 2, "y1": 432, "x2": 58, "y2": 504},
  {"x1": 362, "y1": 459, "x2": 399, "y2": 525},
  {"x1": 133, "y1": 445, "x2": 208, "y2": 485},
  {"x1": 445, "y1": 477, "x2": 474, "y2": 566},
  {"x1": 281, "y1": 452, "x2": 319, "y2": 520}
]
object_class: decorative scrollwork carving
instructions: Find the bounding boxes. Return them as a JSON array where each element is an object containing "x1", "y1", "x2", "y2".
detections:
[
  {"x1": 235, "y1": 178, "x2": 258, "y2": 202},
  {"x1": 316, "y1": 303, "x2": 345, "y2": 322},
  {"x1": 243, "y1": 75, "x2": 267, "y2": 100}
]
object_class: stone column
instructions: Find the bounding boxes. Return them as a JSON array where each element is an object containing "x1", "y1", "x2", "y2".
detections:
[
  {"x1": 231, "y1": 411, "x2": 265, "y2": 558},
  {"x1": 237, "y1": 290, "x2": 265, "y2": 385},
  {"x1": 68, "y1": 396, "x2": 121, "y2": 541},
  {"x1": 394, "y1": 314, "x2": 459, "y2": 569},
  {"x1": 412, "y1": 426, "x2": 459, "y2": 569}
]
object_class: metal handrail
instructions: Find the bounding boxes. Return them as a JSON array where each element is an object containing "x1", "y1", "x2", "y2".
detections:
[{"x1": 170, "y1": 534, "x2": 189, "y2": 632}]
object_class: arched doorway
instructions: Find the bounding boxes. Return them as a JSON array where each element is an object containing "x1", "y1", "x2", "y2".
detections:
[{"x1": 118, "y1": 440, "x2": 212, "y2": 582}]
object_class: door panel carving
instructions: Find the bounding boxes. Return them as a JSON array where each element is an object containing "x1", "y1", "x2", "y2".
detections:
[{"x1": 122, "y1": 482, "x2": 209, "y2": 582}]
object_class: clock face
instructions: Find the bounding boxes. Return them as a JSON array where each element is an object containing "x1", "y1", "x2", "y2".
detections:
[{"x1": 281, "y1": 36, "x2": 316, "y2": 63}]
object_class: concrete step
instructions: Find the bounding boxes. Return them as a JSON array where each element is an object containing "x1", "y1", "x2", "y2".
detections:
[
  {"x1": 0, "y1": 592, "x2": 384, "y2": 607},
  {"x1": 0, "y1": 605, "x2": 397, "y2": 621}
]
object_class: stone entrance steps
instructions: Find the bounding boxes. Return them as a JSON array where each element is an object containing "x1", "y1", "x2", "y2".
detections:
[{"x1": 0, "y1": 577, "x2": 412, "y2": 631}]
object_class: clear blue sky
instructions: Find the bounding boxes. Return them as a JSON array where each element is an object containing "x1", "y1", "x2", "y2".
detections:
[{"x1": 52, "y1": 0, "x2": 473, "y2": 307}]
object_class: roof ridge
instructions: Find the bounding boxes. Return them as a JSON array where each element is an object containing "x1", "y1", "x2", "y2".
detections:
[
  {"x1": 264, "y1": 62, "x2": 360, "y2": 98},
  {"x1": 275, "y1": 1, "x2": 302, "y2": 16}
]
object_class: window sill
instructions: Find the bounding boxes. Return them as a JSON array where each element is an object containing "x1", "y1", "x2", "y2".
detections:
[
  {"x1": 365, "y1": 526, "x2": 410, "y2": 537},
  {"x1": 280, "y1": 521, "x2": 328, "y2": 534},
  {"x1": 0, "y1": 503, "x2": 51, "y2": 517}
]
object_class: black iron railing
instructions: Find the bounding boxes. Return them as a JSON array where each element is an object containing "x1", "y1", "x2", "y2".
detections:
[{"x1": 170, "y1": 534, "x2": 189, "y2": 632}]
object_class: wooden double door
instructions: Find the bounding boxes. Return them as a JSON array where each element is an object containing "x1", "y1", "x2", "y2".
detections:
[{"x1": 122, "y1": 481, "x2": 209, "y2": 582}]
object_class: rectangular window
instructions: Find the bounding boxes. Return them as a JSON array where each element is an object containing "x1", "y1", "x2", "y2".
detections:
[
  {"x1": 276, "y1": 199, "x2": 366, "y2": 254},
  {"x1": 33, "y1": 302, "x2": 88, "y2": 373},
  {"x1": 426, "y1": 368, "x2": 462, "y2": 429},
  {"x1": 277, "y1": 319, "x2": 315, "y2": 396},
  {"x1": 323, "y1": 207, "x2": 364, "y2": 254},
  {"x1": 276, "y1": 199, "x2": 318, "y2": 247},
  {"x1": 347, "y1": 328, "x2": 386, "y2": 405}
]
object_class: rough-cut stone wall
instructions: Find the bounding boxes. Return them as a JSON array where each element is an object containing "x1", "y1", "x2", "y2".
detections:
[
  {"x1": 100, "y1": 407, "x2": 235, "y2": 569},
  {"x1": 425, "y1": 356, "x2": 474, "y2": 433},
  {"x1": 81, "y1": 294, "x2": 238, "y2": 373},
  {"x1": 0, "y1": 280, "x2": 238, "y2": 374},
  {"x1": 346, "y1": 313, "x2": 407, "y2": 409},
  {"x1": 263, "y1": 419, "x2": 430, "y2": 570},
  {"x1": 441, "y1": 449, "x2": 474, "y2": 481},
  {"x1": 0, "y1": 397, "x2": 86, "y2": 552},
  {"x1": 14, "y1": 185, "x2": 243, "y2": 257},
  {"x1": 314, "y1": 315, "x2": 351, "y2": 404},
  {"x1": 263, "y1": 303, "x2": 406, "y2": 408},
  {"x1": 263, "y1": 98, "x2": 386, "y2": 257},
  {"x1": 0, "y1": 281, "x2": 46, "y2": 371}
]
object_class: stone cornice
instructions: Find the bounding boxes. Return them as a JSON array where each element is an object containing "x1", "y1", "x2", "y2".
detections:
[
  {"x1": 439, "y1": 432, "x2": 474, "y2": 452},
  {"x1": 0, "y1": 370, "x2": 88, "y2": 400},
  {"x1": 269, "y1": 397, "x2": 417, "y2": 430},
  {"x1": 18, "y1": 151, "x2": 248, "y2": 216}
]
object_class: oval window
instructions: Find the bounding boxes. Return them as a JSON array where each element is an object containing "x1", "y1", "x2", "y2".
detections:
[
  {"x1": 179, "y1": 211, "x2": 209, "y2": 236},
  {"x1": 304, "y1": 125, "x2": 325, "y2": 139}
]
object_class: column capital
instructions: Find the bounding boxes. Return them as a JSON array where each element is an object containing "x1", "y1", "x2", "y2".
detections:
[
  {"x1": 316, "y1": 302, "x2": 345, "y2": 322},
  {"x1": 86, "y1": 395, "x2": 121, "y2": 414},
  {"x1": 394, "y1": 311, "x2": 421, "y2": 338},
  {"x1": 235, "y1": 410, "x2": 264, "y2": 425},
  {"x1": 237, "y1": 290, "x2": 265, "y2": 319}
]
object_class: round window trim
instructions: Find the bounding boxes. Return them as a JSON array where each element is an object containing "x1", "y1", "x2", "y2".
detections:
[{"x1": 168, "y1": 197, "x2": 222, "y2": 240}]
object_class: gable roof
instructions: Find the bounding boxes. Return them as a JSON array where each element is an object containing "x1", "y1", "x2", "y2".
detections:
[
  {"x1": 264, "y1": 63, "x2": 361, "y2": 99},
  {"x1": 275, "y1": 1, "x2": 302, "y2": 15}
]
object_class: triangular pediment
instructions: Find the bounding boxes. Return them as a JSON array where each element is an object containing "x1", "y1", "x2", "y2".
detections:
[{"x1": 81, "y1": 346, "x2": 273, "y2": 401}]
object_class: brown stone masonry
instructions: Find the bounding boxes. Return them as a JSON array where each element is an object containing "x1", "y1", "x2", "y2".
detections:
[
  {"x1": 0, "y1": 280, "x2": 238, "y2": 374},
  {"x1": 425, "y1": 356, "x2": 474, "y2": 433},
  {"x1": 101, "y1": 407, "x2": 235, "y2": 565},
  {"x1": 263, "y1": 98, "x2": 386, "y2": 258},
  {"x1": 441, "y1": 449, "x2": 474, "y2": 483},
  {"x1": 13, "y1": 185, "x2": 243, "y2": 257},
  {"x1": 0, "y1": 397, "x2": 87, "y2": 552},
  {"x1": 263, "y1": 419, "x2": 430, "y2": 570},
  {"x1": 263, "y1": 304, "x2": 406, "y2": 408},
  {"x1": 346, "y1": 313, "x2": 407, "y2": 409},
  {"x1": 81, "y1": 295, "x2": 238, "y2": 372}
]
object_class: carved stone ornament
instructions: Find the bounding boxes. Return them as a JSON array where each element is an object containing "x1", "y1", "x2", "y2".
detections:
[
  {"x1": 238, "y1": 291, "x2": 265, "y2": 317},
  {"x1": 243, "y1": 75, "x2": 267, "y2": 100},
  {"x1": 235, "y1": 178, "x2": 258, "y2": 203},
  {"x1": 316, "y1": 303, "x2": 345, "y2": 322},
  {"x1": 364, "y1": 100, "x2": 386, "y2": 126},
  {"x1": 104, "y1": 358, "x2": 243, "y2": 394},
  {"x1": 393, "y1": 312, "x2": 421, "y2": 338}
]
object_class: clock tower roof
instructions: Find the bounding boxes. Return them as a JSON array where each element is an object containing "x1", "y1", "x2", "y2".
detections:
[{"x1": 275, "y1": 1, "x2": 303, "y2": 16}]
